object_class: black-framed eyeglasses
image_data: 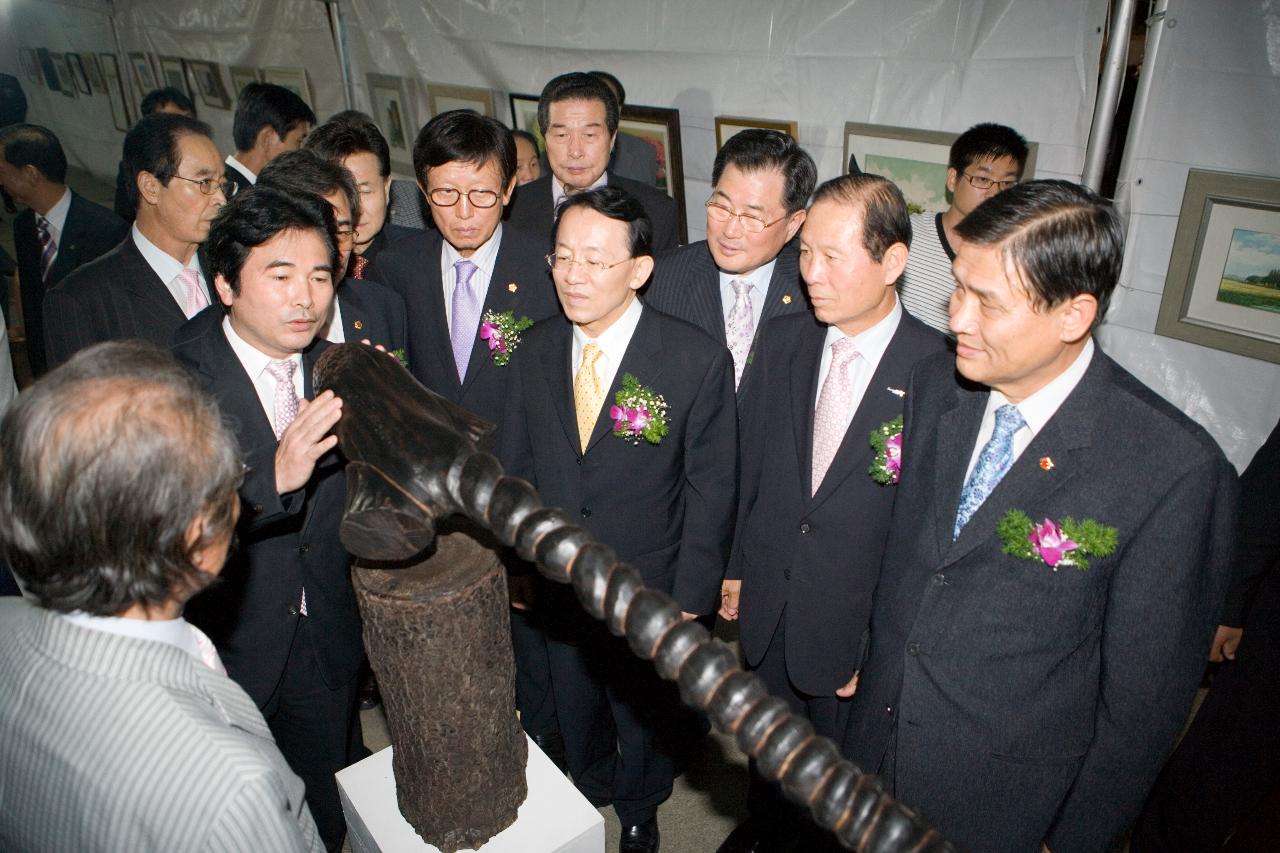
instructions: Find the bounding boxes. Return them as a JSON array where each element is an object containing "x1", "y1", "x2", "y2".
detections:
[
  {"x1": 704, "y1": 200, "x2": 790, "y2": 234},
  {"x1": 171, "y1": 175, "x2": 233, "y2": 197},
  {"x1": 961, "y1": 173, "x2": 1018, "y2": 191},
  {"x1": 545, "y1": 253, "x2": 632, "y2": 275},
  {"x1": 428, "y1": 187, "x2": 501, "y2": 208}
]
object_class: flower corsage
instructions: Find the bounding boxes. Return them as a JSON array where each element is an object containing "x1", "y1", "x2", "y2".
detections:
[
  {"x1": 479, "y1": 310, "x2": 533, "y2": 366},
  {"x1": 997, "y1": 510, "x2": 1118, "y2": 571},
  {"x1": 868, "y1": 415, "x2": 904, "y2": 485},
  {"x1": 610, "y1": 373, "x2": 669, "y2": 446},
  {"x1": 390, "y1": 348, "x2": 409, "y2": 370}
]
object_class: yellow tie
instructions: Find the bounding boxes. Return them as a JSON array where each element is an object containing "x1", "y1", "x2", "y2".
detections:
[{"x1": 574, "y1": 343, "x2": 606, "y2": 453}]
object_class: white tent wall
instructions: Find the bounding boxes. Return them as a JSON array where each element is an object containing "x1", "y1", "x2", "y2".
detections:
[{"x1": 1103, "y1": 0, "x2": 1280, "y2": 469}]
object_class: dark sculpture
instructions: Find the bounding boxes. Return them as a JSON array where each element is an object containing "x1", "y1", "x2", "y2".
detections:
[{"x1": 315, "y1": 343, "x2": 955, "y2": 853}]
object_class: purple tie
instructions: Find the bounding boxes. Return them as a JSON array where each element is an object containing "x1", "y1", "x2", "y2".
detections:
[
  {"x1": 37, "y1": 217, "x2": 57, "y2": 281},
  {"x1": 450, "y1": 259, "x2": 481, "y2": 382}
]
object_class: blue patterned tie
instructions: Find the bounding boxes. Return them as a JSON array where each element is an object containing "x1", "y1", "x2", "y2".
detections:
[{"x1": 954, "y1": 404, "x2": 1026, "y2": 539}]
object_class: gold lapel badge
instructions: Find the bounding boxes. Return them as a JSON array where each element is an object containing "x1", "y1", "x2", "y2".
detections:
[
  {"x1": 353, "y1": 320, "x2": 363, "y2": 330},
  {"x1": 508, "y1": 282, "x2": 519, "y2": 293},
  {"x1": 781, "y1": 294, "x2": 792, "y2": 305},
  {"x1": 1039, "y1": 456, "x2": 1055, "y2": 470},
  {"x1": 887, "y1": 387, "x2": 905, "y2": 398}
]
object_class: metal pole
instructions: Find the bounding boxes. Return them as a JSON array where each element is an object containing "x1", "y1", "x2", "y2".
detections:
[
  {"x1": 325, "y1": 0, "x2": 355, "y2": 111},
  {"x1": 1114, "y1": 0, "x2": 1170, "y2": 207},
  {"x1": 1081, "y1": 0, "x2": 1139, "y2": 192}
]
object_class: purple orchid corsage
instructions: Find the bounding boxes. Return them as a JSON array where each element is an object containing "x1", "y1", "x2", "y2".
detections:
[
  {"x1": 868, "y1": 415, "x2": 904, "y2": 485},
  {"x1": 998, "y1": 510, "x2": 1117, "y2": 571},
  {"x1": 611, "y1": 373, "x2": 669, "y2": 445},
  {"x1": 478, "y1": 310, "x2": 533, "y2": 366}
]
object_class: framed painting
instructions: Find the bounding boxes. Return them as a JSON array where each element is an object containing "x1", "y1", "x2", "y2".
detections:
[
  {"x1": 230, "y1": 66, "x2": 260, "y2": 97},
  {"x1": 619, "y1": 104, "x2": 687, "y2": 244},
  {"x1": 20, "y1": 48, "x2": 42, "y2": 87},
  {"x1": 128, "y1": 51, "x2": 158, "y2": 100},
  {"x1": 262, "y1": 67, "x2": 312, "y2": 107},
  {"x1": 50, "y1": 53, "x2": 77, "y2": 98},
  {"x1": 82, "y1": 52, "x2": 107, "y2": 94},
  {"x1": 66, "y1": 53, "x2": 92, "y2": 96},
  {"x1": 714, "y1": 115, "x2": 798, "y2": 148},
  {"x1": 36, "y1": 48, "x2": 59, "y2": 91},
  {"x1": 367, "y1": 73, "x2": 417, "y2": 176},
  {"x1": 99, "y1": 53, "x2": 131, "y2": 132},
  {"x1": 1156, "y1": 169, "x2": 1280, "y2": 363},
  {"x1": 157, "y1": 56, "x2": 190, "y2": 98},
  {"x1": 509, "y1": 92, "x2": 542, "y2": 148},
  {"x1": 187, "y1": 60, "x2": 231, "y2": 110},
  {"x1": 427, "y1": 83, "x2": 494, "y2": 118}
]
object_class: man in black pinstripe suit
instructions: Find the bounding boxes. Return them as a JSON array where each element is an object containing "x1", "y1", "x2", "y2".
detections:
[{"x1": 644, "y1": 129, "x2": 816, "y2": 404}]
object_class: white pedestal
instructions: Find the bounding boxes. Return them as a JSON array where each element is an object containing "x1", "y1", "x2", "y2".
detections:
[{"x1": 337, "y1": 735, "x2": 604, "y2": 853}]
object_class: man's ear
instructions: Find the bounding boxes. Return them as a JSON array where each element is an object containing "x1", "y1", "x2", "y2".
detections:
[
  {"x1": 501, "y1": 174, "x2": 517, "y2": 206},
  {"x1": 628, "y1": 255, "x2": 655, "y2": 291},
  {"x1": 136, "y1": 170, "x2": 163, "y2": 207},
  {"x1": 214, "y1": 273, "x2": 236, "y2": 307},
  {"x1": 783, "y1": 208, "x2": 806, "y2": 243},
  {"x1": 880, "y1": 242, "x2": 909, "y2": 287},
  {"x1": 945, "y1": 166, "x2": 959, "y2": 195},
  {"x1": 253, "y1": 125, "x2": 275, "y2": 154},
  {"x1": 1058, "y1": 293, "x2": 1098, "y2": 343}
]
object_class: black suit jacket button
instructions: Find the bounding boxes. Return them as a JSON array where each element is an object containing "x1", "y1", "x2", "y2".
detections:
[
  {"x1": 886, "y1": 705, "x2": 894, "y2": 716},
  {"x1": 932, "y1": 572, "x2": 946, "y2": 586},
  {"x1": 782, "y1": 567, "x2": 791, "y2": 580},
  {"x1": 299, "y1": 544, "x2": 310, "y2": 554},
  {"x1": 799, "y1": 522, "x2": 811, "y2": 534},
  {"x1": 253, "y1": 504, "x2": 264, "y2": 513},
  {"x1": 907, "y1": 642, "x2": 921, "y2": 656},
  {"x1": 581, "y1": 507, "x2": 591, "y2": 518}
]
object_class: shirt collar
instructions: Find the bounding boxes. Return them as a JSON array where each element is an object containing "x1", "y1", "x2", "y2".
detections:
[
  {"x1": 40, "y1": 186, "x2": 72, "y2": 234},
  {"x1": 221, "y1": 313, "x2": 302, "y2": 380},
  {"x1": 986, "y1": 337, "x2": 1096, "y2": 437},
  {"x1": 821, "y1": 296, "x2": 903, "y2": 366},
  {"x1": 717, "y1": 257, "x2": 777, "y2": 294},
  {"x1": 131, "y1": 223, "x2": 203, "y2": 283},
  {"x1": 59, "y1": 610, "x2": 201, "y2": 661},
  {"x1": 225, "y1": 154, "x2": 256, "y2": 185},
  {"x1": 552, "y1": 171, "x2": 609, "y2": 209},
  {"x1": 573, "y1": 294, "x2": 643, "y2": 364},
  {"x1": 442, "y1": 223, "x2": 503, "y2": 275}
]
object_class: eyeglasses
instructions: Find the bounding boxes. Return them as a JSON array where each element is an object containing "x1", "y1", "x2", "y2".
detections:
[
  {"x1": 171, "y1": 175, "x2": 234, "y2": 197},
  {"x1": 427, "y1": 187, "x2": 501, "y2": 208},
  {"x1": 961, "y1": 173, "x2": 1018, "y2": 191},
  {"x1": 546, "y1": 253, "x2": 632, "y2": 275},
  {"x1": 704, "y1": 200, "x2": 790, "y2": 234}
]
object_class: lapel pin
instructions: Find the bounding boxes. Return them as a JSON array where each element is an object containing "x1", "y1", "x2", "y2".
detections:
[
  {"x1": 353, "y1": 320, "x2": 363, "y2": 330},
  {"x1": 1039, "y1": 456, "x2": 1055, "y2": 470},
  {"x1": 781, "y1": 294, "x2": 792, "y2": 305},
  {"x1": 508, "y1": 282, "x2": 518, "y2": 293},
  {"x1": 887, "y1": 387, "x2": 905, "y2": 397}
]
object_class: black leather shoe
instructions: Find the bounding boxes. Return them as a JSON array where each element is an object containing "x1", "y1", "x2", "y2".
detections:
[
  {"x1": 716, "y1": 818, "x2": 793, "y2": 853},
  {"x1": 619, "y1": 817, "x2": 660, "y2": 853},
  {"x1": 530, "y1": 731, "x2": 568, "y2": 774}
]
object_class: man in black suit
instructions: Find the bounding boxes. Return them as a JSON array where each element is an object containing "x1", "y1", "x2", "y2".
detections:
[
  {"x1": 257, "y1": 149, "x2": 407, "y2": 353},
  {"x1": 505, "y1": 73, "x2": 679, "y2": 251},
  {"x1": 843, "y1": 181, "x2": 1238, "y2": 853},
  {"x1": 224, "y1": 82, "x2": 315, "y2": 196},
  {"x1": 113, "y1": 86, "x2": 197, "y2": 222},
  {"x1": 716, "y1": 174, "x2": 947, "y2": 853},
  {"x1": 43, "y1": 114, "x2": 227, "y2": 368},
  {"x1": 501, "y1": 187, "x2": 737, "y2": 853},
  {"x1": 0, "y1": 124, "x2": 126, "y2": 376},
  {"x1": 173, "y1": 186, "x2": 361, "y2": 853},
  {"x1": 645, "y1": 130, "x2": 814, "y2": 403},
  {"x1": 307, "y1": 116, "x2": 416, "y2": 279}
]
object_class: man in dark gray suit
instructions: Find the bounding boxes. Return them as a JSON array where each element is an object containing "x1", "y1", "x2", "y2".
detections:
[
  {"x1": 506, "y1": 72, "x2": 680, "y2": 251},
  {"x1": 843, "y1": 181, "x2": 1238, "y2": 853},
  {"x1": 645, "y1": 129, "x2": 814, "y2": 403}
]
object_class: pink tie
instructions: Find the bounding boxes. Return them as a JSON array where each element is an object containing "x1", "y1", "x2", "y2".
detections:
[
  {"x1": 725, "y1": 278, "x2": 754, "y2": 388},
  {"x1": 810, "y1": 338, "x2": 860, "y2": 495},
  {"x1": 265, "y1": 359, "x2": 299, "y2": 440},
  {"x1": 181, "y1": 267, "x2": 208, "y2": 317}
]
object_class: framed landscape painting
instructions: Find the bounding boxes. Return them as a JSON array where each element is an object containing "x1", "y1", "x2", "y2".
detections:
[{"x1": 1156, "y1": 169, "x2": 1280, "y2": 363}]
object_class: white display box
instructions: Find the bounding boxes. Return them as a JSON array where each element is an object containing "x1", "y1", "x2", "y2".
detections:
[{"x1": 337, "y1": 735, "x2": 604, "y2": 853}]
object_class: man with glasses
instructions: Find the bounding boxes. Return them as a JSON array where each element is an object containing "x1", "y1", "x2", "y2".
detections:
[
  {"x1": 501, "y1": 187, "x2": 737, "y2": 853},
  {"x1": 645, "y1": 130, "x2": 815, "y2": 403},
  {"x1": 45, "y1": 113, "x2": 226, "y2": 367},
  {"x1": 897, "y1": 122, "x2": 1029, "y2": 333}
]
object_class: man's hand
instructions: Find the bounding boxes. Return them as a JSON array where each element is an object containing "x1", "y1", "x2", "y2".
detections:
[
  {"x1": 680, "y1": 611, "x2": 698, "y2": 621},
  {"x1": 275, "y1": 391, "x2": 342, "y2": 495},
  {"x1": 1209, "y1": 625, "x2": 1244, "y2": 661},
  {"x1": 836, "y1": 670, "x2": 860, "y2": 698},
  {"x1": 509, "y1": 574, "x2": 536, "y2": 612},
  {"x1": 719, "y1": 579, "x2": 742, "y2": 621}
]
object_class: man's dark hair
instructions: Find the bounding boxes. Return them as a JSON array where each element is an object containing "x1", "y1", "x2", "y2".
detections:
[
  {"x1": 121, "y1": 113, "x2": 214, "y2": 208},
  {"x1": 955, "y1": 179, "x2": 1121, "y2": 329},
  {"x1": 0, "y1": 124, "x2": 68, "y2": 184},
  {"x1": 412, "y1": 109, "x2": 516, "y2": 191},
  {"x1": 536, "y1": 72, "x2": 619, "y2": 136},
  {"x1": 949, "y1": 122, "x2": 1030, "y2": 178},
  {"x1": 140, "y1": 86, "x2": 196, "y2": 117},
  {"x1": 553, "y1": 186, "x2": 652, "y2": 259},
  {"x1": 257, "y1": 148, "x2": 361, "y2": 232},
  {"x1": 811, "y1": 173, "x2": 912, "y2": 263},
  {"x1": 588, "y1": 70, "x2": 625, "y2": 107},
  {"x1": 204, "y1": 185, "x2": 337, "y2": 295},
  {"x1": 512, "y1": 128, "x2": 540, "y2": 151},
  {"x1": 0, "y1": 340, "x2": 242, "y2": 615},
  {"x1": 307, "y1": 118, "x2": 391, "y2": 178},
  {"x1": 712, "y1": 129, "x2": 817, "y2": 215},
  {"x1": 232, "y1": 82, "x2": 316, "y2": 153}
]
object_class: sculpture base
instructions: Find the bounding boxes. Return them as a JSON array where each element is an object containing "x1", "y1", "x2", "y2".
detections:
[{"x1": 337, "y1": 735, "x2": 604, "y2": 853}]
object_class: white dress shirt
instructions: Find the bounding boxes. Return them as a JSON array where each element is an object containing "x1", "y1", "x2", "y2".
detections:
[
  {"x1": 572, "y1": 295, "x2": 644, "y2": 394},
  {"x1": 552, "y1": 172, "x2": 609, "y2": 210},
  {"x1": 224, "y1": 154, "x2": 256, "y2": 185},
  {"x1": 718, "y1": 258, "x2": 776, "y2": 336},
  {"x1": 963, "y1": 338, "x2": 1096, "y2": 481},
  {"x1": 132, "y1": 225, "x2": 207, "y2": 316},
  {"x1": 221, "y1": 315, "x2": 305, "y2": 435},
  {"x1": 813, "y1": 298, "x2": 903, "y2": 430},
  {"x1": 324, "y1": 299, "x2": 346, "y2": 344},
  {"x1": 441, "y1": 224, "x2": 503, "y2": 332},
  {"x1": 61, "y1": 610, "x2": 203, "y2": 662}
]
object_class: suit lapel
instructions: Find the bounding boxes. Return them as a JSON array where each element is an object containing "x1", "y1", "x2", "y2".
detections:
[
  {"x1": 48, "y1": 194, "x2": 86, "y2": 280},
  {"x1": 119, "y1": 239, "x2": 188, "y2": 327},
  {"x1": 757, "y1": 243, "x2": 803, "y2": 330},
  {"x1": 790, "y1": 323, "x2": 825, "y2": 499},
  {"x1": 460, "y1": 235, "x2": 527, "y2": 394},
  {"x1": 932, "y1": 386, "x2": 988, "y2": 557},
  {"x1": 690, "y1": 247, "x2": 727, "y2": 346},
  {"x1": 541, "y1": 321, "x2": 580, "y2": 455},
  {"x1": 420, "y1": 235, "x2": 459, "y2": 391},
  {"x1": 584, "y1": 308, "x2": 663, "y2": 455}
]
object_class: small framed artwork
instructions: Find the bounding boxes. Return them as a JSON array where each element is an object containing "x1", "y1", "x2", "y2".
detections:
[
  {"x1": 509, "y1": 92, "x2": 543, "y2": 149},
  {"x1": 620, "y1": 104, "x2": 688, "y2": 244},
  {"x1": 36, "y1": 48, "x2": 60, "y2": 91},
  {"x1": 187, "y1": 60, "x2": 231, "y2": 110},
  {"x1": 427, "y1": 82, "x2": 494, "y2": 118},
  {"x1": 82, "y1": 52, "x2": 107, "y2": 94},
  {"x1": 128, "y1": 51, "x2": 158, "y2": 99},
  {"x1": 50, "y1": 53, "x2": 77, "y2": 98},
  {"x1": 367, "y1": 73, "x2": 417, "y2": 175},
  {"x1": 714, "y1": 115, "x2": 799, "y2": 148},
  {"x1": 99, "y1": 53, "x2": 131, "y2": 132},
  {"x1": 1156, "y1": 169, "x2": 1280, "y2": 363},
  {"x1": 262, "y1": 67, "x2": 312, "y2": 107},
  {"x1": 19, "y1": 48, "x2": 41, "y2": 86},
  {"x1": 158, "y1": 56, "x2": 190, "y2": 98},
  {"x1": 229, "y1": 66, "x2": 259, "y2": 97},
  {"x1": 66, "y1": 53, "x2": 93, "y2": 96}
]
